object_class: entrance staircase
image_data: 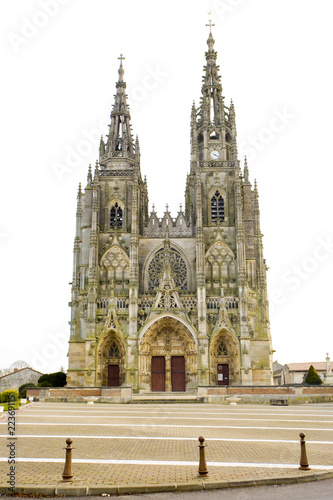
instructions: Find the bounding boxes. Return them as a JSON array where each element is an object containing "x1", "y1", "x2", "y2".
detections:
[{"x1": 131, "y1": 391, "x2": 200, "y2": 404}]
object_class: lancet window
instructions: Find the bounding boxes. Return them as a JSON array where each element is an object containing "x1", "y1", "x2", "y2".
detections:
[
  {"x1": 110, "y1": 203, "x2": 123, "y2": 229},
  {"x1": 109, "y1": 341, "x2": 120, "y2": 358},
  {"x1": 217, "y1": 340, "x2": 228, "y2": 356},
  {"x1": 211, "y1": 191, "x2": 224, "y2": 222}
]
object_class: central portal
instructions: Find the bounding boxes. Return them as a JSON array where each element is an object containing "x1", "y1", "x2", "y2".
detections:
[{"x1": 139, "y1": 316, "x2": 197, "y2": 392}]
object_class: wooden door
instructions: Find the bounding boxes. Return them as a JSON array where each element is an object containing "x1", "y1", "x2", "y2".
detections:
[
  {"x1": 171, "y1": 356, "x2": 185, "y2": 392},
  {"x1": 151, "y1": 356, "x2": 165, "y2": 392},
  {"x1": 108, "y1": 365, "x2": 120, "y2": 387},
  {"x1": 217, "y1": 364, "x2": 229, "y2": 386}
]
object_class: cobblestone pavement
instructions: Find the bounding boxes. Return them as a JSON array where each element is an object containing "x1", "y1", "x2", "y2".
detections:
[{"x1": 0, "y1": 402, "x2": 333, "y2": 493}]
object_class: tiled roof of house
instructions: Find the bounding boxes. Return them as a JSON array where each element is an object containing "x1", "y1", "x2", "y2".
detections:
[
  {"x1": 286, "y1": 362, "x2": 333, "y2": 372},
  {"x1": 0, "y1": 367, "x2": 43, "y2": 380}
]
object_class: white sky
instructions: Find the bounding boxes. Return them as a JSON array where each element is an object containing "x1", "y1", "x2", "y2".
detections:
[{"x1": 1, "y1": 0, "x2": 333, "y2": 374}]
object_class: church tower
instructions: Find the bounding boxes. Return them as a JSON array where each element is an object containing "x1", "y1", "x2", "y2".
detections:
[{"x1": 67, "y1": 28, "x2": 273, "y2": 389}]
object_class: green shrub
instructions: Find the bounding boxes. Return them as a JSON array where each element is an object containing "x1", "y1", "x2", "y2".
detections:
[
  {"x1": 19, "y1": 383, "x2": 36, "y2": 398},
  {"x1": 2, "y1": 401, "x2": 20, "y2": 411},
  {"x1": 0, "y1": 390, "x2": 19, "y2": 404},
  {"x1": 38, "y1": 372, "x2": 66, "y2": 387},
  {"x1": 304, "y1": 365, "x2": 323, "y2": 385}
]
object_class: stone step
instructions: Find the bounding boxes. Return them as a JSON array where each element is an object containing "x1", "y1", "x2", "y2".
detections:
[{"x1": 131, "y1": 392, "x2": 200, "y2": 404}]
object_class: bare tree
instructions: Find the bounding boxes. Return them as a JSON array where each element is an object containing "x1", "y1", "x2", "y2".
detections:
[{"x1": 9, "y1": 360, "x2": 30, "y2": 371}]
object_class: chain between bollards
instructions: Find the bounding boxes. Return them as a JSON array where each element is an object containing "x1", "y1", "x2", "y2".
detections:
[
  {"x1": 198, "y1": 436, "x2": 209, "y2": 477},
  {"x1": 299, "y1": 432, "x2": 311, "y2": 470},
  {"x1": 62, "y1": 437, "x2": 74, "y2": 482}
]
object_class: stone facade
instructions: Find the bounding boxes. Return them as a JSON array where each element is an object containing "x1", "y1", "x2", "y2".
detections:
[
  {"x1": 0, "y1": 368, "x2": 43, "y2": 392},
  {"x1": 67, "y1": 29, "x2": 273, "y2": 391}
]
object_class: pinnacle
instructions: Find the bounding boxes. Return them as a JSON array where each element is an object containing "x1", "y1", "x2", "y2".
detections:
[
  {"x1": 94, "y1": 160, "x2": 99, "y2": 180},
  {"x1": 87, "y1": 164, "x2": 92, "y2": 184}
]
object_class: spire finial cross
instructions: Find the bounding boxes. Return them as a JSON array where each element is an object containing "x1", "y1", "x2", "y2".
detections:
[
  {"x1": 206, "y1": 13, "x2": 215, "y2": 31},
  {"x1": 118, "y1": 54, "x2": 125, "y2": 63}
]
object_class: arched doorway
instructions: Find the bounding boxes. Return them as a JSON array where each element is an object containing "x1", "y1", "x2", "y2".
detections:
[
  {"x1": 139, "y1": 316, "x2": 197, "y2": 392},
  {"x1": 96, "y1": 330, "x2": 126, "y2": 386},
  {"x1": 210, "y1": 329, "x2": 240, "y2": 386}
]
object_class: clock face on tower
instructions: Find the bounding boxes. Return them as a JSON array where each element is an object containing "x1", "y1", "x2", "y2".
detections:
[{"x1": 210, "y1": 150, "x2": 220, "y2": 160}]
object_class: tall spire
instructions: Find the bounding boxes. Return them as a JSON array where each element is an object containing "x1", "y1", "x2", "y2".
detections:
[
  {"x1": 104, "y1": 54, "x2": 134, "y2": 158},
  {"x1": 191, "y1": 22, "x2": 237, "y2": 163},
  {"x1": 202, "y1": 19, "x2": 223, "y2": 126}
]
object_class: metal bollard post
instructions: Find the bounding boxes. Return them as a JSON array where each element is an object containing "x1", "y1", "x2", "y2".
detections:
[
  {"x1": 198, "y1": 436, "x2": 209, "y2": 477},
  {"x1": 299, "y1": 432, "x2": 311, "y2": 470},
  {"x1": 62, "y1": 438, "x2": 74, "y2": 481}
]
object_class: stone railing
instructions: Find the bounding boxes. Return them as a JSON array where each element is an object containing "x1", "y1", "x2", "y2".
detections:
[
  {"x1": 207, "y1": 297, "x2": 239, "y2": 309},
  {"x1": 198, "y1": 160, "x2": 236, "y2": 169},
  {"x1": 96, "y1": 298, "x2": 129, "y2": 310}
]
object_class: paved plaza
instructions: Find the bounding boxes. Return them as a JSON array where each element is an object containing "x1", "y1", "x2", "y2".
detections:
[{"x1": 1, "y1": 402, "x2": 333, "y2": 494}]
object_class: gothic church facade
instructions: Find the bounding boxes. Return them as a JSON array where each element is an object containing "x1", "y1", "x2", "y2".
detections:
[{"x1": 67, "y1": 29, "x2": 273, "y2": 390}]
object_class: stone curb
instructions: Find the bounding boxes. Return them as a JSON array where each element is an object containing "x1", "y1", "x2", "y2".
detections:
[{"x1": 1, "y1": 471, "x2": 333, "y2": 496}]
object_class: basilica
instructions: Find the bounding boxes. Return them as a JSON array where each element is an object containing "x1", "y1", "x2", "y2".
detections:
[{"x1": 67, "y1": 27, "x2": 273, "y2": 391}]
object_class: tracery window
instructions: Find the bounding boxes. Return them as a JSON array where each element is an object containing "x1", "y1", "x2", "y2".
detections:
[
  {"x1": 217, "y1": 340, "x2": 228, "y2": 356},
  {"x1": 109, "y1": 341, "x2": 120, "y2": 358},
  {"x1": 148, "y1": 248, "x2": 187, "y2": 291},
  {"x1": 110, "y1": 203, "x2": 123, "y2": 229},
  {"x1": 211, "y1": 191, "x2": 224, "y2": 222}
]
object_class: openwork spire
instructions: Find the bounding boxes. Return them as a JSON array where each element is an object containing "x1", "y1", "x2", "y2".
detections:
[
  {"x1": 201, "y1": 20, "x2": 223, "y2": 126},
  {"x1": 190, "y1": 23, "x2": 238, "y2": 163},
  {"x1": 106, "y1": 55, "x2": 134, "y2": 156}
]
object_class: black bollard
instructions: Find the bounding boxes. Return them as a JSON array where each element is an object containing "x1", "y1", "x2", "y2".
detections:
[
  {"x1": 299, "y1": 432, "x2": 311, "y2": 470},
  {"x1": 62, "y1": 438, "x2": 74, "y2": 481},
  {"x1": 198, "y1": 436, "x2": 209, "y2": 477}
]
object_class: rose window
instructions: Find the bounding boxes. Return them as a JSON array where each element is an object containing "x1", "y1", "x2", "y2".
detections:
[{"x1": 148, "y1": 248, "x2": 187, "y2": 290}]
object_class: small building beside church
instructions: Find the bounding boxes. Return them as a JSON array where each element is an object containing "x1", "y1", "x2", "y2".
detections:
[
  {"x1": 67, "y1": 27, "x2": 273, "y2": 391},
  {"x1": 0, "y1": 367, "x2": 43, "y2": 392},
  {"x1": 274, "y1": 361, "x2": 333, "y2": 385}
]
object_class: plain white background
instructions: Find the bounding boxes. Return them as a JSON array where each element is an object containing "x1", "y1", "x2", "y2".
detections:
[{"x1": 1, "y1": 0, "x2": 332, "y2": 374}]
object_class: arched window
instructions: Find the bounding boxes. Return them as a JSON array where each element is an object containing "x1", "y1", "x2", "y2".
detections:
[
  {"x1": 110, "y1": 203, "x2": 123, "y2": 229},
  {"x1": 211, "y1": 191, "x2": 224, "y2": 222},
  {"x1": 217, "y1": 340, "x2": 228, "y2": 356},
  {"x1": 109, "y1": 341, "x2": 120, "y2": 358}
]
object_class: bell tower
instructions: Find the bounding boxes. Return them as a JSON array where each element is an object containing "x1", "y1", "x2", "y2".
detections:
[
  {"x1": 67, "y1": 56, "x2": 148, "y2": 387},
  {"x1": 185, "y1": 22, "x2": 273, "y2": 385}
]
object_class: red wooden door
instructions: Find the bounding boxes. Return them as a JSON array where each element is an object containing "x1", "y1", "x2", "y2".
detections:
[
  {"x1": 171, "y1": 356, "x2": 186, "y2": 392},
  {"x1": 151, "y1": 356, "x2": 165, "y2": 392},
  {"x1": 217, "y1": 364, "x2": 229, "y2": 385},
  {"x1": 108, "y1": 365, "x2": 120, "y2": 387}
]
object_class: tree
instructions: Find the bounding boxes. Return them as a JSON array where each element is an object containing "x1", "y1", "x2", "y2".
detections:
[
  {"x1": 304, "y1": 365, "x2": 323, "y2": 385},
  {"x1": 38, "y1": 372, "x2": 66, "y2": 387},
  {"x1": 19, "y1": 383, "x2": 36, "y2": 398},
  {"x1": 9, "y1": 360, "x2": 30, "y2": 371}
]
